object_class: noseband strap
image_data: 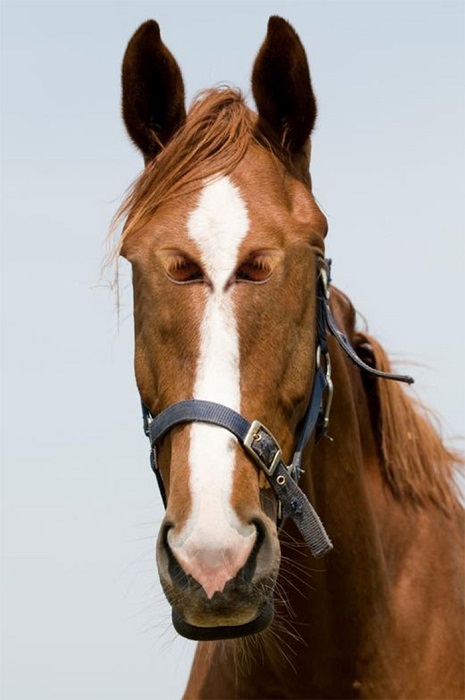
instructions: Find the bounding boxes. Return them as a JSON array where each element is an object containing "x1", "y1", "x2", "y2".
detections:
[
  {"x1": 145, "y1": 394, "x2": 332, "y2": 558},
  {"x1": 140, "y1": 258, "x2": 414, "y2": 560}
]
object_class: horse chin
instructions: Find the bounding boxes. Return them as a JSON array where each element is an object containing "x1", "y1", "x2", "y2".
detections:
[{"x1": 172, "y1": 599, "x2": 274, "y2": 641}]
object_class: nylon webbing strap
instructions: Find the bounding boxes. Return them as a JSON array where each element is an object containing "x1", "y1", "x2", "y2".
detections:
[
  {"x1": 291, "y1": 366, "x2": 327, "y2": 476},
  {"x1": 272, "y1": 460, "x2": 331, "y2": 558},
  {"x1": 149, "y1": 400, "x2": 250, "y2": 445},
  {"x1": 139, "y1": 256, "x2": 415, "y2": 561},
  {"x1": 147, "y1": 400, "x2": 333, "y2": 558}
]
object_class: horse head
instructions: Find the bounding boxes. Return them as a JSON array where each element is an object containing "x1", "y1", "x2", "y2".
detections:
[{"x1": 119, "y1": 17, "x2": 329, "y2": 640}]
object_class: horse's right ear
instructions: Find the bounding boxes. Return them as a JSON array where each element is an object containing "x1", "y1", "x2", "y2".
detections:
[
  {"x1": 122, "y1": 20, "x2": 186, "y2": 163},
  {"x1": 252, "y1": 16, "x2": 316, "y2": 153}
]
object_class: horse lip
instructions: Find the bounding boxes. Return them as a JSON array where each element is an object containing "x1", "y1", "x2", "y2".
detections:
[{"x1": 171, "y1": 599, "x2": 274, "y2": 640}]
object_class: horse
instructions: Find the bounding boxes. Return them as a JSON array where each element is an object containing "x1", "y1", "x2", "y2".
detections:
[{"x1": 114, "y1": 16, "x2": 464, "y2": 699}]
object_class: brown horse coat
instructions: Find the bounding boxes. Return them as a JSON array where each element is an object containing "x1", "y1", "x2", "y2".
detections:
[{"x1": 115, "y1": 16, "x2": 464, "y2": 700}]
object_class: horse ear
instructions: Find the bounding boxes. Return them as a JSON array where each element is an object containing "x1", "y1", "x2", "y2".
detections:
[
  {"x1": 122, "y1": 20, "x2": 186, "y2": 162},
  {"x1": 252, "y1": 16, "x2": 317, "y2": 153}
]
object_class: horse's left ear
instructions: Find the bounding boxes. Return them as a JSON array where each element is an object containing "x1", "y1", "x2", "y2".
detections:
[
  {"x1": 252, "y1": 16, "x2": 317, "y2": 153},
  {"x1": 122, "y1": 20, "x2": 186, "y2": 163}
]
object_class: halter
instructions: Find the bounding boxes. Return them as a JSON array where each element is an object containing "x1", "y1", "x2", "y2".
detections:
[{"x1": 141, "y1": 258, "x2": 414, "y2": 558}]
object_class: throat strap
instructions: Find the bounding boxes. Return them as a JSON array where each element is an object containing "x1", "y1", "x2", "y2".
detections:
[
  {"x1": 319, "y1": 260, "x2": 414, "y2": 385},
  {"x1": 326, "y1": 306, "x2": 414, "y2": 384}
]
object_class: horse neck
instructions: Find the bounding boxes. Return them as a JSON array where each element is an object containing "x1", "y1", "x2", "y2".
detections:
[
  {"x1": 271, "y1": 338, "x2": 394, "y2": 691},
  {"x1": 184, "y1": 331, "x2": 463, "y2": 700},
  {"x1": 269, "y1": 338, "x2": 463, "y2": 699}
]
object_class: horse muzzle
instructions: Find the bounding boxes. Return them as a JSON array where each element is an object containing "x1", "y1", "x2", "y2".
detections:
[{"x1": 156, "y1": 517, "x2": 280, "y2": 640}]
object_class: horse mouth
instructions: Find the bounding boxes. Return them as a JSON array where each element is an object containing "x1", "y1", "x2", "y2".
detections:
[
  {"x1": 172, "y1": 599, "x2": 274, "y2": 640},
  {"x1": 163, "y1": 577, "x2": 276, "y2": 640},
  {"x1": 158, "y1": 519, "x2": 279, "y2": 640}
]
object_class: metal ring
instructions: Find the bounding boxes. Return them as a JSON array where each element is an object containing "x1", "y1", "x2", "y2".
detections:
[
  {"x1": 276, "y1": 475, "x2": 286, "y2": 486},
  {"x1": 320, "y1": 267, "x2": 330, "y2": 300}
]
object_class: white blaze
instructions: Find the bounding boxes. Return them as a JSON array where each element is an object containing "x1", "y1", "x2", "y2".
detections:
[{"x1": 168, "y1": 176, "x2": 255, "y2": 595}]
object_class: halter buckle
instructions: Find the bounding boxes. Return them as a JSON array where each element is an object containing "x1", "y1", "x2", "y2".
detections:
[
  {"x1": 319, "y1": 267, "x2": 331, "y2": 300},
  {"x1": 316, "y1": 346, "x2": 334, "y2": 430},
  {"x1": 244, "y1": 420, "x2": 283, "y2": 476}
]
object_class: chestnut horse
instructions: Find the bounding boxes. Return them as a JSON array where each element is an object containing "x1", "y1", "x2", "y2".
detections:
[{"x1": 115, "y1": 16, "x2": 464, "y2": 699}]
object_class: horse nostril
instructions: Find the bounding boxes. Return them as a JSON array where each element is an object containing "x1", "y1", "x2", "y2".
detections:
[
  {"x1": 248, "y1": 515, "x2": 280, "y2": 584},
  {"x1": 159, "y1": 523, "x2": 190, "y2": 591},
  {"x1": 238, "y1": 518, "x2": 266, "y2": 584},
  {"x1": 157, "y1": 514, "x2": 277, "y2": 599}
]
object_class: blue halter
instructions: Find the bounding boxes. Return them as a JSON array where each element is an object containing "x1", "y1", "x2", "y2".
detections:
[{"x1": 140, "y1": 258, "x2": 413, "y2": 558}]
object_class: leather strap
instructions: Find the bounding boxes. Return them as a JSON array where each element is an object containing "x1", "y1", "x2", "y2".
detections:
[
  {"x1": 326, "y1": 305, "x2": 414, "y2": 384},
  {"x1": 320, "y1": 259, "x2": 414, "y2": 385},
  {"x1": 291, "y1": 366, "x2": 327, "y2": 476}
]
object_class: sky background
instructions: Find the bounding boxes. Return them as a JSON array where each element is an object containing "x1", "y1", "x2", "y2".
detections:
[{"x1": 1, "y1": 2, "x2": 464, "y2": 698}]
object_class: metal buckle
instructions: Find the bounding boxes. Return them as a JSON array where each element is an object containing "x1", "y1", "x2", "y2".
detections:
[
  {"x1": 151, "y1": 444, "x2": 159, "y2": 472},
  {"x1": 319, "y1": 267, "x2": 330, "y2": 300},
  {"x1": 142, "y1": 405, "x2": 153, "y2": 438},
  {"x1": 316, "y1": 346, "x2": 334, "y2": 430},
  {"x1": 244, "y1": 420, "x2": 283, "y2": 476},
  {"x1": 323, "y1": 375, "x2": 334, "y2": 430}
]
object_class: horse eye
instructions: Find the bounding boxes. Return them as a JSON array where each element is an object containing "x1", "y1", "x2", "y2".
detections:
[
  {"x1": 236, "y1": 255, "x2": 274, "y2": 283},
  {"x1": 166, "y1": 255, "x2": 204, "y2": 284}
]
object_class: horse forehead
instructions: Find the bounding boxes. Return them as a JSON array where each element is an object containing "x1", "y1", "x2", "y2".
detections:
[
  {"x1": 187, "y1": 176, "x2": 250, "y2": 274},
  {"x1": 227, "y1": 150, "x2": 319, "y2": 243},
  {"x1": 187, "y1": 176, "x2": 249, "y2": 256},
  {"x1": 184, "y1": 167, "x2": 297, "y2": 267}
]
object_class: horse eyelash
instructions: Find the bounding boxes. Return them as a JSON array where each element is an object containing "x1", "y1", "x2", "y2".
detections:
[
  {"x1": 170, "y1": 255, "x2": 194, "y2": 270},
  {"x1": 166, "y1": 255, "x2": 204, "y2": 282},
  {"x1": 247, "y1": 256, "x2": 270, "y2": 270},
  {"x1": 235, "y1": 254, "x2": 274, "y2": 282}
]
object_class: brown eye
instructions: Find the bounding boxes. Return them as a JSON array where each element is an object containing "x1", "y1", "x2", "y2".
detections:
[
  {"x1": 166, "y1": 254, "x2": 203, "y2": 283},
  {"x1": 235, "y1": 253, "x2": 275, "y2": 283}
]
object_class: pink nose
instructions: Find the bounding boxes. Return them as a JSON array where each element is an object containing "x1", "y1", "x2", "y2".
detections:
[{"x1": 169, "y1": 532, "x2": 256, "y2": 599}]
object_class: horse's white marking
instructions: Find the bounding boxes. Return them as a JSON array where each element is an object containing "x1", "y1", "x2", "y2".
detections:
[{"x1": 168, "y1": 176, "x2": 256, "y2": 597}]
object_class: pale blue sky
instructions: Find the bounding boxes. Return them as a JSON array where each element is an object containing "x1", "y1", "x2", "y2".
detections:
[{"x1": 1, "y1": 2, "x2": 464, "y2": 698}]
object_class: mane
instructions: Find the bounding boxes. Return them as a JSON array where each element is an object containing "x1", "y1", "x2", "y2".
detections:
[
  {"x1": 112, "y1": 87, "x2": 255, "y2": 255},
  {"x1": 333, "y1": 288, "x2": 463, "y2": 514}
]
